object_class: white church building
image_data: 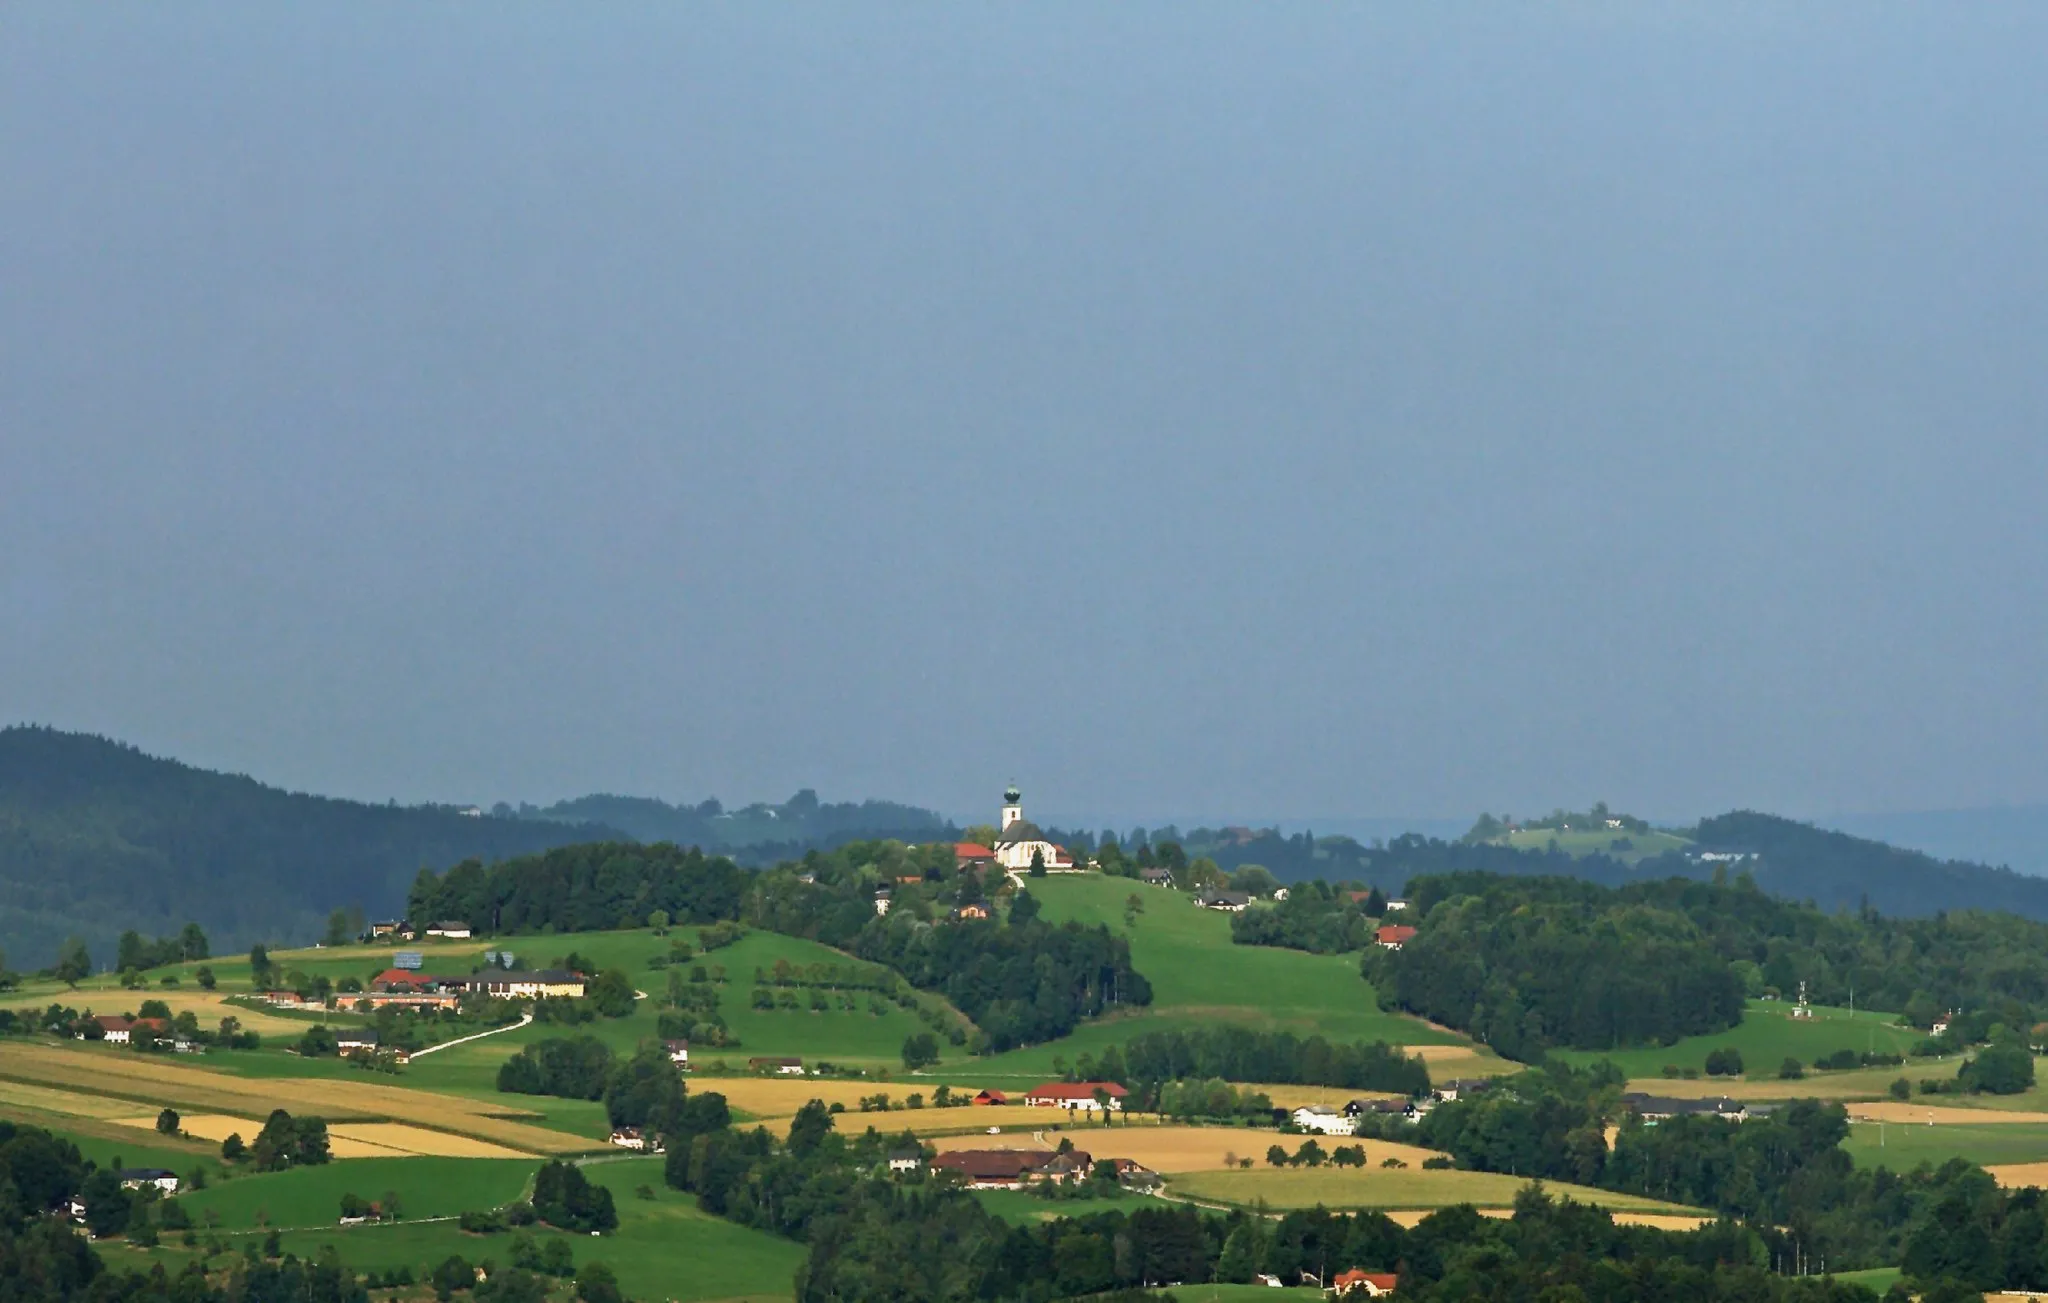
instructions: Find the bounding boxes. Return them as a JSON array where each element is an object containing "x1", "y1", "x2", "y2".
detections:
[{"x1": 991, "y1": 785, "x2": 1081, "y2": 872}]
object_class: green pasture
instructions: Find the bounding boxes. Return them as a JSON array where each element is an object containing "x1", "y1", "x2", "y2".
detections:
[
  {"x1": 3, "y1": 1118, "x2": 221, "y2": 1183},
  {"x1": 976, "y1": 876, "x2": 1466, "y2": 1079},
  {"x1": 116, "y1": 1158, "x2": 803, "y2": 1303},
  {"x1": 968, "y1": 1189, "x2": 1165, "y2": 1224},
  {"x1": 1844, "y1": 1120, "x2": 2048, "y2": 1171},
  {"x1": 1833, "y1": 1267, "x2": 1901, "y2": 1293},
  {"x1": 177, "y1": 1156, "x2": 535, "y2": 1229},
  {"x1": 1554, "y1": 1000, "x2": 1925, "y2": 1079}
]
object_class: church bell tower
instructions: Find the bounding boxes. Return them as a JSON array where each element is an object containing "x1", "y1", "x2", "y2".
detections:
[{"x1": 1001, "y1": 783, "x2": 1023, "y2": 831}]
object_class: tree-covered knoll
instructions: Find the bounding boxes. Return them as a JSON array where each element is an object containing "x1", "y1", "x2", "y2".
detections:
[
  {"x1": 508, "y1": 788, "x2": 951, "y2": 857},
  {"x1": 1370, "y1": 870, "x2": 2048, "y2": 1058}
]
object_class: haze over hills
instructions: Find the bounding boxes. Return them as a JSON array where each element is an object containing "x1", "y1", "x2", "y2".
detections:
[
  {"x1": 1825, "y1": 805, "x2": 2048, "y2": 879},
  {"x1": 11, "y1": 724, "x2": 2048, "y2": 971}
]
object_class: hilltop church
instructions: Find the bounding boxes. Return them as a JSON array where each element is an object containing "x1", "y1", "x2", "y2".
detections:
[{"x1": 969, "y1": 785, "x2": 1080, "y2": 872}]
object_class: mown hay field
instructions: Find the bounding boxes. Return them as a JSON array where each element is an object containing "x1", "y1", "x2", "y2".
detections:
[
  {"x1": 0, "y1": 988, "x2": 319, "y2": 1039},
  {"x1": 105, "y1": 1112, "x2": 530, "y2": 1159},
  {"x1": 1171, "y1": 1166, "x2": 1706, "y2": 1215},
  {"x1": 0, "y1": 1042, "x2": 586, "y2": 1154},
  {"x1": 699, "y1": 1075, "x2": 989, "y2": 1122},
  {"x1": 931, "y1": 1125, "x2": 1447, "y2": 1175}
]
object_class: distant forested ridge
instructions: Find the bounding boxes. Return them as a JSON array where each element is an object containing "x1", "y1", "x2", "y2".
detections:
[
  {"x1": 0, "y1": 727, "x2": 614, "y2": 967},
  {"x1": 507, "y1": 789, "x2": 951, "y2": 861},
  {"x1": 1368, "y1": 870, "x2": 2048, "y2": 1059},
  {"x1": 1172, "y1": 811, "x2": 2048, "y2": 923}
]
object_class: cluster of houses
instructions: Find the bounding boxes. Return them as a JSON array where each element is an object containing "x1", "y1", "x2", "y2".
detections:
[
  {"x1": 1290, "y1": 1079, "x2": 1499, "y2": 1134},
  {"x1": 260, "y1": 967, "x2": 590, "y2": 1013},
  {"x1": 920, "y1": 1146, "x2": 1161, "y2": 1190},
  {"x1": 366, "y1": 920, "x2": 475, "y2": 941},
  {"x1": 1620, "y1": 1092, "x2": 1776, "y2": 1123},
  {"x1": 86, "y1": 1014, "x2": 203, "y2": 1052}
]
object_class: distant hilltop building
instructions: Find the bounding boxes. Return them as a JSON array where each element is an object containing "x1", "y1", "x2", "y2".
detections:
[{"x1": 991, "y1": 785, "x2": 1079, "y2": 872}]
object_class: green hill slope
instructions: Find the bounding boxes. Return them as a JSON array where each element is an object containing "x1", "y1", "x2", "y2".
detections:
[{"x1": 978, "y1": 875, "x2": 1468, "y2": 1078}]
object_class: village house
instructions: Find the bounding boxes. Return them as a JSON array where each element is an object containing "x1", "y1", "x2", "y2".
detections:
[
  {"x1": 1434, "y1": 1078, "x2": 1493, "y2": 1103},
  {"x1": 750, "y1": 1056, "x2": 805, "y2": 1075},
  {"x1": 1621, "y1": 1092, "x2": 1751, "y2": 1122},
  {"x1": 1138, "y1": 867, "x2": 1175, "y2": 886},
  {"x1": 118, "y1": 1168, "x2": 180, "y2": 1194},
  {"x1": 466, "y1": 969, "x2": 587, "y2": 1000},
  {"x1": 1332, "y1": 1269, "x2": 1400, "y2": 1297},
  {"x1": 1022, "y1": 1081, "x2": 1127, "y2": 1112},
  {"x1": 872, "y1": 888, "x2": 893, "y2": 916},
  {"x1": 930, "y1": 1149, "x2": 1049, "y2": 1189},
  {"x1": 369, "y1": 920, "x2": 405, "y2": 938},
  {"x1": 1196, "y1": 890, "x2": 1250, "y2": 912},
  {"x1": 954, "y1": 842, "x2": 996, "y2": 872},
  {"x1": 888, "y1": 1148, "x2": 924, "y2": 1174},
  {"x1": 1383, "y1": 899, "x2": 1409, "y2": 912},
  {"x1": 664, "y1": 1039, "x2": 690, "y2": 1069},
  {"x1": 1291, "y1": 1105, "x2": 1356, "y2": 1136},
  {"x1": 92, "y1": 1015, "x2": 167, "y2": 1045},
  {"x1": 1375, "y1": 924, "x2": 1417, "y2": 950},
  {"x1": 949, "y1": 903, "x2": 992, "y2": 922},
  {"x1": 425, "y1": 921, "x2": 473, "y2": 939},
  {"x1": 608, "y1": 1127, "x2": 651, "y2": 1151},
  {"x1": 365, "y1": 969, "x2": 465, "y2": 1009},
  {"x1": 335, "y1": 1031, "x2": 382, "y2": 1055},
  {"x1": 991, "y1": 786, "x2": 1079, "y2": 872}
]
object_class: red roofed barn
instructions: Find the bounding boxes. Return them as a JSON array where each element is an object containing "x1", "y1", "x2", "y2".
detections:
[{"x1": 1022, "y1": 1081, "x2": 1127, "y2": 1112}]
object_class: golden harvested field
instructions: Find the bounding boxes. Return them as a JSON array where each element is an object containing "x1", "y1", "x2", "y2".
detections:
[
  {"x1": 1172, "y1": 1166, "x2": 1705, "y2": 1215},
  {"x1": 0, "y1": 1079, "x2": 146, "y2": 1119},
  {"x1": 112, "y1": 1113, "x2": 398, "y2": 1159},
  {"x1": 703, "y1": 1076, "x2": 988, "y2": 1121},
  {"x1": 106, "y1": 1112, "x2": 529, "y2": 1159},
  {"x1": 932, "y1": 1125, "x2": 1446, "y2": 1175},
  {"x1": 1984, "y1": 1163, "x2": 2048, "y2": 1189},
  {"x1": 1847, "y1": 1102, "x2": 2048, "y2": 1125},
  {"x1": 1254, "y1": 1084, "x2": 1403, "y2": 1110},
  {"x1": 0, "y1": 1042, "x2": 585, "y2": 1154},
  {"x1": 0, "y1": 990, "x2": 313, "y2": 1038},
  {"x1": 1622, "y1": 1068, "x2": 1940, "y2": 1103},
  {"x1": 1407, "y1": 1045, "x2": 1516, "y2": 1077}
]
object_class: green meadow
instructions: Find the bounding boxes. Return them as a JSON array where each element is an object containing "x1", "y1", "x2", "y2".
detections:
[
  {"x1": 1496, "y1": 827, "x2": 1692, "y2": 862},
  {"x1": 1842, "y1": 1121, "x2": 2048, "y2": 1171},
  {"x1": 1554, "y1": 1000, "x2": 1925, "y2": 1079},
  {"x1": 177, "y1": 1156, "x2": 535, "y2": 1229},
  {"x1": 968, "y1": 1189, "x2": 1164, "y2": 1224},
  {"x1": 974, "y1": 875, "x2": 1465, "y2": 1080}
]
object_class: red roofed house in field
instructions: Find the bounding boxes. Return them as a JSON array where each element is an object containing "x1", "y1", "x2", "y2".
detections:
[
  {"x1": 972, "y1": 1089, "x2": 1008, "y2": 1106},
  {"x1": 1375, "y1": 925, "x2": 1417, "y2": 951},
  {"x1": 92, "y1": 1015, "x2": 167, "y2": 1045},
  {"x1": 954, "y1": 842, "x2": 996, "y2": 871},
  {"x1": 1332, "y1": 1270, "x2": 1399, "y2": 1297},
  {"x1": 1023, "y1": 1081, "x2": 1128, "y2": 1113}
]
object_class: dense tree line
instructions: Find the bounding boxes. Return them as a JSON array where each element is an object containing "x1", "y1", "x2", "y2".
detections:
[
  {"x1": 1119, "y1": 1027, "x2": 1432, "y2": 1096},
  {"x1": 1378, "y1": 870, "x2": 2048, "y2": 1057},
  {"x1": 408, "y1": 842, "x2": 751, "y2": 936},
  {"x1": 1376, "y1": 876, "x2": 1746, "y2": 1057},
  {"x1": 1228, "y1": 881, "x2": 1380, "y2": 953}
]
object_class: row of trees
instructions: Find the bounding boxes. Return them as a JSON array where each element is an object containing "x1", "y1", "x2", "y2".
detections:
[{"x1": 1119, "y1": 1027, "x2": 1433, "y2": 1095}]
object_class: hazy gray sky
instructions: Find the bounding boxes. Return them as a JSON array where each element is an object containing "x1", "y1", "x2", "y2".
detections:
[{"x1": 6, "y1": 4, "x2": 2047, "y2": 826}]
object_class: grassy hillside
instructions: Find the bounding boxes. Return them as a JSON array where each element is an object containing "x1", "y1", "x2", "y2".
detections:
[
  {"x1": 178, "y1": 1156, "x2": 535, "y2": 1228},
  {"x1": 1171, "y1": 1166, "x2": 1704, "y2": 1215},
  {"x1": 1553, "y1": 1000, "x2": 1925, "y2": 1078},
  {"x1": 1841, "y1": 1120, "x2": 2048, "y2": 1171},
  {"x1": 975, "y1": 875, "x2": 1470, "y2": 1080}
]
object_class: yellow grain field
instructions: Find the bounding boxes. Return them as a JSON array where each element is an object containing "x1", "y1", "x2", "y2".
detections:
[
  {"x1": 1847, "y1": 1102, "x2": 2048, "y2": 1125},
  {"x1": 330, "y1": 1124, "x2": 531, "y2": 1158},
  {"x1": 0, "y1": 991, "x2": 311, "y2": 1039},
  {"x1": 1378, "y1": 1208, "x2": 1709, "y2": 1230},
  {"x1": 0, "y1": 1079, "x2": 146, "y2": 1119},
  {"x1": 1171, "y1": 1166, "x2": 1704, "y2": 1215},
  {"x1": 0, "y1": 1042, "x2": 584, "y2": 1154},
  {"x1": 931, "y1": 1125, "x2": 1448, "y2": 1175},
  {"x1": 703, "y1": 1076, "x2": 988, "y2": 1122}
]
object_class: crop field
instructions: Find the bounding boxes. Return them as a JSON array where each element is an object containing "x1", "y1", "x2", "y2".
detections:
[
  {"x1": 1556, "y1": 1000, "x2": 1927, "y2": 1080},
  {"x1": 104, "y1": 1111, "x2": 532, "y2": 1159},
  {"x1": 930, "y1": 1125, "x2": 1448, "y2": 1175},
  {"x1": 973, "y1": 876, "x2": 1470, "y2": 1080},
  {"x1": 0, "y1": 985, "x2": 336, "y2": 1039},
  {"x1": 178, "y1": 1156, "x2": 535, "y2": 1228},
  {"x1": 1621, "y1": 1058, "x2": 1959, "y2": 1103},
  {"x1": 1844, "y1": 1120, "x2": 2048, "y2": 1172},
  {"x1": 1170, "y1": 1166, "x2": 1707, "y2": 1216},
  {"x1": 0, "y1": 1041, "x2": 590, "y2": 1153}
]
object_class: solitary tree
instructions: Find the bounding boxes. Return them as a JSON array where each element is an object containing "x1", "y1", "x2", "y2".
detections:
[
  {"x1": 648, "y1": 909, "x2": 670, "y2": 934},
  {"x1": 902, "y1": 1032, "x2": 940, "y2": 1071},
  {"x1": 54, "y1": 936, "x2": 91, "y2": 986},
  {"x1": 156, "y1": 1108, "x2": 180, "y2": 1136}
]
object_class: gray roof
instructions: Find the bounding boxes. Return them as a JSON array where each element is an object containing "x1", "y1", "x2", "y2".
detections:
[{"x1": 994, "y1": 820, "x2": 1047, "y2": 846}]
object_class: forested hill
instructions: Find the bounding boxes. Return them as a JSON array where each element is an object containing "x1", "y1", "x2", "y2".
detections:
[
  {"x1": 0, "y1": 728, "x2": 613, "y2": 967},
  {"x1": 1179, "y1": 812, "x2": 2048, "y2": 922},
  {"x1": 509, "y1": 790, "x2": 952, "y2": 856}
]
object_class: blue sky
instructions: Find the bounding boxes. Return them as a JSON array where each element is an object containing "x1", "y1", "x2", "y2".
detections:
[{"x1": 5, "y1": 5, "x2": 2046, "y2": 826}]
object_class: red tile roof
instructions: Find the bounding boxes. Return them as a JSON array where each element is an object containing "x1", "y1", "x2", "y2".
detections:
[
  {"x1": 1334, "y1": 1269, "x2": 1399, "y2": 1295},
  {"x1": 1024, "y1": 1081, "x2": 1129, "y2": 1102},
  {"x1": 1376, "y1": 925, "x2": 1417, "y2": 945},
  {"x1": 954, "y1": 842, "x2": 995, "y2": 859}
]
